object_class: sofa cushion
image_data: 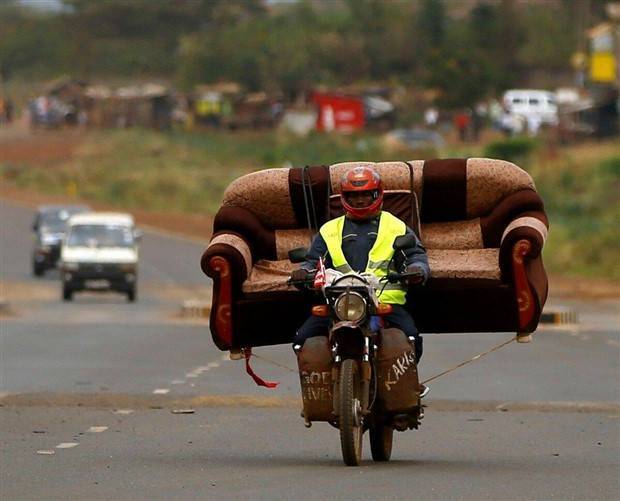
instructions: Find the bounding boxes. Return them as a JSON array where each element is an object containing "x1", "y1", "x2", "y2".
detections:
[
  {"x1": 241, "y1": 248, "x2": 500, "y2": 294},
  {"x1": 427, "y1": 248, "x2": 500, "y2": 281},
  {"x1": 421, "y1": 219, "x2": 483, "y2": 249}
]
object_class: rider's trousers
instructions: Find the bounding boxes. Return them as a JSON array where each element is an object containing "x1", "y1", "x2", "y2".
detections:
[{"x1": 294, "y1": 304, "x2": 423, "y2": 362}]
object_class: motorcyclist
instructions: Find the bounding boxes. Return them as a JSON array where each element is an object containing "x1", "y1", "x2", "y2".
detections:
[{"x1": 290, "y1": 166, "x2": 431, "y2": 396}]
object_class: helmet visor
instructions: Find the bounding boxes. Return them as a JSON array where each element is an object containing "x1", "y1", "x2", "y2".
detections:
[{"x1": 342, "y1": 189, "x2": 378, "y2": 209}]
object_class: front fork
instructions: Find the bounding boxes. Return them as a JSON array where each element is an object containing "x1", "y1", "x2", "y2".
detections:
[{"x1": 331, "y1": 337, "x2": 373, "y2": 417}]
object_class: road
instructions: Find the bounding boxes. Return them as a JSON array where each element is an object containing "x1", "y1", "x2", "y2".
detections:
[{"x1": 1, "y1": 200, "x2": 619, "y2": 500}]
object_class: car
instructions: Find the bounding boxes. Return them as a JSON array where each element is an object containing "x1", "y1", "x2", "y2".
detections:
[
  {"x1": 502, "y1": 89, "x2": 559, "y2": 132},
  {"x1": 32, "y1": 205, "x2": 91, "y2": 276},
  {"x1": 59, "y1": 212, "x2": 141, "y2": 302}
]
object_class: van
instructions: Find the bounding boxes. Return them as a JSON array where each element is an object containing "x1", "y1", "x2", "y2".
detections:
[
  {"x1": 31, "y1": 204, "x2": 90, "y2": 276},
  {"x1": 60, "y1": 212, "x2": 140, "y2": 302},
  {"x1": 502, "y1": 89, "x2": 558, "y2": 129}
]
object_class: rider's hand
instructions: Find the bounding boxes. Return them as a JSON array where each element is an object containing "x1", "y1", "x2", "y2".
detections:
[
  {"x1": 290, "y1": 268, "x2": 310, "y2": 282},
  {"x1": 405, "y1": 264, "x2": 425, "y2": 285}
]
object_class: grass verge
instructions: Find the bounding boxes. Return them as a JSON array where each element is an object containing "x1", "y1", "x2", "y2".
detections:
[{"x1": 1, "y1": 128, "x2": 618, "y2": 280}]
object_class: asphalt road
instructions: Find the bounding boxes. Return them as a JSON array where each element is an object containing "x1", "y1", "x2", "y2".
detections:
[{"x1": 1, "y1": 200, "x2": 619, "y2": 500}]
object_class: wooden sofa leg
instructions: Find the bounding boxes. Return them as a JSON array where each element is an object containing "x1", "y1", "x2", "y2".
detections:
[
  {"x1": 512, "y1": 239, "x2": 536, "y2": 337},
  {"x1": 209, "y1": 256, "x2": 233, "y2": 349}
]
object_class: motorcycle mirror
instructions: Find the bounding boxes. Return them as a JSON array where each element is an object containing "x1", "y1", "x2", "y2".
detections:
[
  {"x1": 393, "y1": 234, "x2": 415, "y2": 250},
  {"x1": 288, "y1": 247, "x2": 308, "y2": 264}
]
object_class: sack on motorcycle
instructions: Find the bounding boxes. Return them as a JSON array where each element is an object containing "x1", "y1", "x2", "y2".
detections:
[
  {"x1": 376, "y1": 328, "x2": 420, "y2": 413},
  {"x1": 297, "y1": 336, "x2": 333, "y2": 422}
]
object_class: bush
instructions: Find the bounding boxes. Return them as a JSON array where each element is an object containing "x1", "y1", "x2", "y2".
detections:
[{"x1": 484, "y1": 137, "x2": 538, "y2": 163}]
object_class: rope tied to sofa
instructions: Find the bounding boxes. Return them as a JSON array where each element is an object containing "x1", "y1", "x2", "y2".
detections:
[
  {"x1": 301, "y1": 165, "x2": 319, "y2": 240},
  {"x1": 249, "y1": 334, "x2": 519, "y2": 385}
]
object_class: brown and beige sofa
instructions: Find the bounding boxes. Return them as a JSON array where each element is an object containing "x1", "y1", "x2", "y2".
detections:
[{"x1": 201, "y1": 159, "x2": 549, "y2": 351}]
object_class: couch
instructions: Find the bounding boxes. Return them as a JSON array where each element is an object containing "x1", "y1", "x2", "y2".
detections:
[{"x1": 201, "y1": 159, "x2": 549, "y2": 351}]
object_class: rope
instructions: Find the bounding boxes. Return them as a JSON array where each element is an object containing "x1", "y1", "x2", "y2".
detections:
[
  {"x1": 421, "y1": 336, "x2": 516, "y2": 384},
  {"x1": 250, "y1": 335, "x2": 518, "y2": 385},
  {"x1": 251, "y1": 352, "x2": 297, "y2": 373},
  {"x1": 300, "y1": 166, "x2": 319, "y2": 239}
]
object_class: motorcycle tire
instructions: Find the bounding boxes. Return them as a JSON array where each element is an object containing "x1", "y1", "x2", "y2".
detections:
[
  {"x1": 369, "y1": 422, "x2": 393, "y2": 462},
  {"x1": 33, "y1": 261, "x2": 45, "y2": 277},
  {"x1": 339, "y1": 359, "x2": 364, "y2": 466}
]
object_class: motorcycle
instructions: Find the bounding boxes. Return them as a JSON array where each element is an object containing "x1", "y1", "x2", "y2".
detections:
[{"x1": 289, "y1": 234, "x2": 423, "y2": 466}]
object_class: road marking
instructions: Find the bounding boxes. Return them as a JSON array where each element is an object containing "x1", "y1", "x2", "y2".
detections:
[
  {"x1": 185, "y1": 373, "x2": 199, "y2": 378},
  {"x1": 220, "y1": 354, "x2": 230, "y2": 361},
  {"x1": 112, "y1": 409, "x2": 134, "y2": 415},
  {"x1": 36, "y1": 450, "x2": 56, "y2": 455},
  {"x1": 196, "y1": 365, "x2": 210, "y2": 372},
  {"x1": 87, "y1": 426, "x2": 108, "y2": 433},
  {"x1": 153, "y1": 388, "x2": 170, "y2": 395},
  {"x1": 171, "y1": 409, "x2": 195, "y2": 414},
  {"x1": 606, "y1": 339, "x2": 620, "y2": 347},
  {"x1": 207, "y1": 362, "x2": 220, "y2": 369},
  {"x1": 56, "y1": 442, "x2": 79, "y2": 449},
  {"x1": 171, "y1": 379, "x2": 185, "y2": 385}
]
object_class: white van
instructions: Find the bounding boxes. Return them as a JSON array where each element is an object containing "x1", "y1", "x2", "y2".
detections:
[
  {"x1": 60, "y1": 212, "x2": 140, "y2": 302},
  {"x1": 502, "y1": 89, "x2": 559, "y2": 131}
]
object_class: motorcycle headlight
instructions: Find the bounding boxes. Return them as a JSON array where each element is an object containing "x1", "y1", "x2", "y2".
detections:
[{"x1": 334, "y1": 292, "x2": 366, "y2": 323}]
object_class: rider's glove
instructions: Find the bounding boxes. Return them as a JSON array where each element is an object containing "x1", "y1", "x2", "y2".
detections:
[
  {"x1": 405, "y1": 264, "x2": 426, "y2": 285},
  {"x1": 290, "y1": 268, "x2": 310, "y2": 282}
]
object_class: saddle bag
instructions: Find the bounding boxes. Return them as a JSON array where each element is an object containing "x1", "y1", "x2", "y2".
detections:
[
  {"x1": 376, "y1": 328, "x2": 420, "y2": 413},
  {"x1": 297, "y1": 336, "x2": 333, "y2": 422}
]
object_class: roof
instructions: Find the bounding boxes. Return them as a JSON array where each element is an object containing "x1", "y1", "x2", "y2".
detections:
[
  {"x1": 38, "y1": 204, "x2": 90, "y2": 213},
  {"x1": 68, "y1": 212, "x2": 135, "y2": 226}
]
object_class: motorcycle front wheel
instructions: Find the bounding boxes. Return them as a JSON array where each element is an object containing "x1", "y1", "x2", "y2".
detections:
[{"x1": 339, "y1": 359, "x2": 364, "y2": 466}]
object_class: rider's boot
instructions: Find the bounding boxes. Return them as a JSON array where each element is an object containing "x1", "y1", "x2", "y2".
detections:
[{"x1": 419, "y1": 384, "x2": 430, "y2": 398}]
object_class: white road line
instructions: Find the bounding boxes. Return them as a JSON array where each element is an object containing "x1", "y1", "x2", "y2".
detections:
[
  {"x1": 171, "y1": 379, "x2": 186, "y2": 385},
  {"x1": 87, "y1": 426, "x2": 108, "y2": 433},
  {"x1": 207, "y1": 362, "x2": 220, "y2": 369},
  {"x1": 56, "y1": 443, "x2": 79, "y2": 449},
  {"x1": 185, "y1": 373, "x2": 199, "y2": 378},
  {"x1": 220, "y1": 354, "x2": 230, "y2": 361},
  {"x1": 36, "y1": 450, "x2": 56, "y2": 455},
  {"x1": 112, "y1": 409, "x2": 134, "y2": 415},
  {"x1": 153, "y1": 388, "x2": 170, "y2": 395}
]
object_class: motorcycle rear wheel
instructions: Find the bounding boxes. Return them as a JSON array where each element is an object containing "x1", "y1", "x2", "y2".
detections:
[
  {"x1": 339, "y1": 359, "x2": 364, "y2": 466},
  {"x1": 370, "y1": 422, "x2": 393, "y2": 461}
]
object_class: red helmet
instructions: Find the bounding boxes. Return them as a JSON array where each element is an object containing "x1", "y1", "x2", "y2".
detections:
[{"x1": 340, "y1": 166, "x2": 383, "y2": 220}]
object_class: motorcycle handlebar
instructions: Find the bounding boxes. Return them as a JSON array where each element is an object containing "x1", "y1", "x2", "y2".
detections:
[{"x1": 384, "y1": 271, "x2": 425, "y2": 284}]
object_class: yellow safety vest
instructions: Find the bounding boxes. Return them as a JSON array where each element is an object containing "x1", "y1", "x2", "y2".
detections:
[{"x1": 319, "y1": 211, "x2": 408, "y2": 305}]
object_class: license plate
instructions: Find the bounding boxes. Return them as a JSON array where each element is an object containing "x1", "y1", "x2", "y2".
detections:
[{"x1": 85, "y1": 279, "x2": 110, "y2": 289}]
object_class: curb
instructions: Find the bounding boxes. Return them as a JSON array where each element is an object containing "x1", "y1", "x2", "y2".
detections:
[
  {"x1": 180, "y1": 299, "x2": 211, "y2": 319},
  {"x1": 540, "y1": 306, "x2": 578, "y2": 325}
]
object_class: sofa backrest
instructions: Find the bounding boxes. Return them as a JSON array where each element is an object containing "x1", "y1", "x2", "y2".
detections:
[{"x1": 214, "y1": 158, "x2": 543, "y2": 260}]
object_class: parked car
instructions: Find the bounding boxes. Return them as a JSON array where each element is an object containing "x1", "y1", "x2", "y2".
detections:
[
  {"x1": 32, "y1": 205, "x2": 90, "y2": 276},
  {"x1": 59, "y1": 212, "x2": 141, "y2": 302},
  {"x1": 502, "y1": 89, "x2": 559, "y2": 134}
]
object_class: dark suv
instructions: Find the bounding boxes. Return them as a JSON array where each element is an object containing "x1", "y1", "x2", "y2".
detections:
[{"x1": 32, "y1": 205, "x2": 90, "y2": 276}]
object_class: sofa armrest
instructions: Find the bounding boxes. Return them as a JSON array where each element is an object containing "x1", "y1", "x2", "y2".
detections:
[
  {"x1": 201, "y1": 233, "x2": 253, "y2": 283},
  {"x1": 201, "y1": 233, "x2": 253, "y2": 350},
  {"x1": 500, "y1": 216, "x2": 548, "y2": 260},
  {"x1": 496, "y1": 215, "x2": 549, "y2": 334}
]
